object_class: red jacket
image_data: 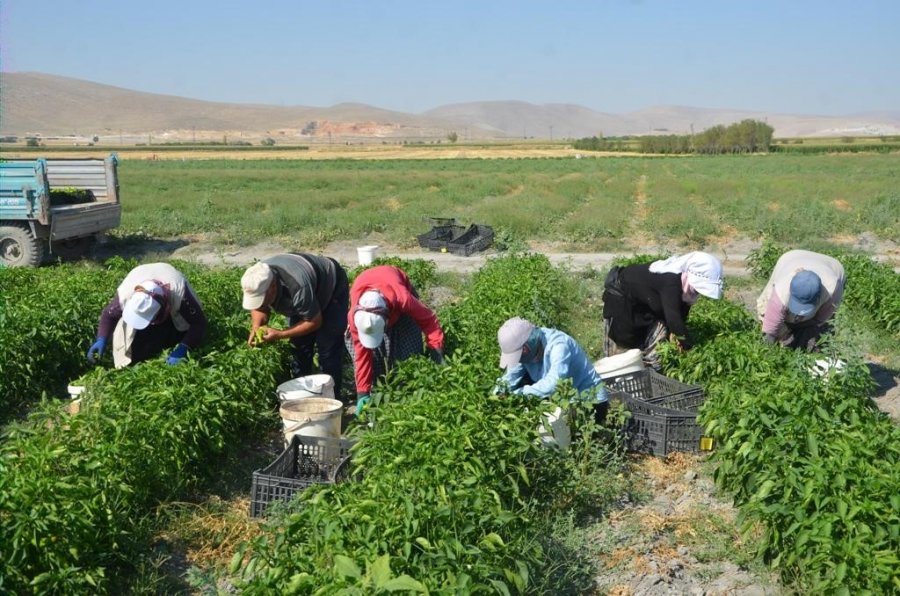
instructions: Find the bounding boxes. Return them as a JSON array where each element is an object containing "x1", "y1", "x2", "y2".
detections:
[{"x1": 348, "y1": 266, "x2": 444, "y2": 394}]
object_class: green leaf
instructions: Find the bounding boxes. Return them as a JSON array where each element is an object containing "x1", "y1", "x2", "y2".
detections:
[
  {"x1": 754, "y1": 479, "x2": 775, "y2": 501},
  {"x1": 370, "y1": 554, "x2": 391, "y2": 588},
  {"x1": 334, "y1": 555, "x2": 362, "y2": 578},
  {"x1": 382, "y1": 575, "x2": 427, "y2": 592}
]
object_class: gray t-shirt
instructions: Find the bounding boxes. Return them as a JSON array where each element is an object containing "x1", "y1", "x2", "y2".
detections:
[{"x1": 264, "y1": 253, "x2": 337, "y2": 321}]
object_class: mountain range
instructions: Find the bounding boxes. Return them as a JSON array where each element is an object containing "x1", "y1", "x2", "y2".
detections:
[{"x1": 2, "y1": 72, "x2": 899, "y2": 143}]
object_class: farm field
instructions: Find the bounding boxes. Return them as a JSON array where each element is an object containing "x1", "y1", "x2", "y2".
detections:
[
  {"x1": 5, "y1": 147, "x2": 894, "y2": 259},
  {"x1": 111, "y1": 153, "x2": 898, "y2": 254},
  {"x1": 1, "y1": 151, "x2": 899, "y2": 594}
]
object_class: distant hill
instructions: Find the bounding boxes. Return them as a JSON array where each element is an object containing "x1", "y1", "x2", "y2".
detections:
[{"x1": 2, "y1": 71, "x2": 899, "y2": 142}]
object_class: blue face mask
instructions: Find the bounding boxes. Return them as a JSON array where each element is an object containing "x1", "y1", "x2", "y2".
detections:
[{"x1": 521, "y1": 329, "x2": 543, "y2": 363}]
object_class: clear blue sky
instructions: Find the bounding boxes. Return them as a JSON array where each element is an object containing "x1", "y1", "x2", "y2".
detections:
[{"x1": 2, "y1": 0, "x2": 898, "y2": 116}]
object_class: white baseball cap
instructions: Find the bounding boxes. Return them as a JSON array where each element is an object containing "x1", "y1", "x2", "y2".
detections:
[
  {"x1": 241, "y1": 262, "x2": 274, "y2": 310},
  {"x1": 498, "y1": 317, "x2": 536, "y2": 368},
  {"x1": 354, "y1": 290, "x2": 388, "y2": 349},
  {"x1": 123, "y1": 281, "x2": 165, "y2": 330}
]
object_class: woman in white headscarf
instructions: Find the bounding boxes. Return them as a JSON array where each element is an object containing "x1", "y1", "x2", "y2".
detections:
[{"x1": 602, "y1": 252, "x2": 723, "y2": 369}]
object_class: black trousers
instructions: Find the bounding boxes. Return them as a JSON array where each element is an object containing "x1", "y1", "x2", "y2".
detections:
[
  {"x1": 130, "y1": 318, "x2": 182, "y2": 364},
  {"x1": 289, "y1": 263, "x2": 350, "y2": 403}
]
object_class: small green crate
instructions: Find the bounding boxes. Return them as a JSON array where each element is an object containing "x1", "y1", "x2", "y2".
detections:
[{"x1": 250, "y1": 435, "x2": 355, "y2": 518}]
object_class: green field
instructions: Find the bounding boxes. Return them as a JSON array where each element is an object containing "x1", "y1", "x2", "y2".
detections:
[{"x1": 117, "y1": 153, "x2": 899, "y2": 251}]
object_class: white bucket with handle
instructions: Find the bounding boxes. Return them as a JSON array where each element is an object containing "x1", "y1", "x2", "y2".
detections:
[
  {"x1": 594, "y1": 348, "x2": 645, "y2": 379},
  {"x1": 67, "y1": 384, "x2": 86, "y2": 415},
  {"x1": 277, "y1": 374, "x2": 335, "y2": 403},
  {"x1": 279, "y1": 397, "x2": 343, "y2": 447},
  {"x1": 357, "y1": 245, "x2": 379, "y2": 265}
]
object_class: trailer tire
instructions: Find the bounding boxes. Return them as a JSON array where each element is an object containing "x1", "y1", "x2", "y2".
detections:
[{"x1": 0, "y1": 224, "x2": 44, "y2": 267}]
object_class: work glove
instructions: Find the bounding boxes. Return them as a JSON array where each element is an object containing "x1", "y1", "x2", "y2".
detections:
[
  {"x1": 355, "y1": 393, "x2": 371, "y2": 417},
  {"x1": 166, "y1": 343, "x2": 189, "y2": 366},
  {"x1": 86, "y1": 337, "x2": 107, "y2": 364},
  {"x1": 430, "y1": 347, "x2": 445, "y2": 366},
  {"x1": 762, "y1": 333, "x2": 777, "y2": 346}
]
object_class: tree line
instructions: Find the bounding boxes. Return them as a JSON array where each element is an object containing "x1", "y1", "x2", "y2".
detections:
[{"x1": 574, "y1": 119, "x2": 774, "y2": 154}]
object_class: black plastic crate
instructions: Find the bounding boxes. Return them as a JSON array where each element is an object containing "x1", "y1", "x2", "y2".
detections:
[
  {"x1": 617, "y1": 392, "x2": 704, "y2": 456},
  {"x1": 416, "y1": 224, "x2": 466, "y2": 250},
  {"x1": 250, "y1": 435, "x2": 355, "y2": 518},
  {"x1": 603, "y1": 370, "x2": 706, "y2": 456},
  {"x1": 604, "y1": 368, "x2": 704, "y2": 407},
  {"x1": 446, "y1": 224, "x2": 494, "y2": 256}
]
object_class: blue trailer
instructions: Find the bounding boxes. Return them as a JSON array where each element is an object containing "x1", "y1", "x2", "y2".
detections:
[{"x1": 0, "y1": 154, "x2": 120, "y2": 266}]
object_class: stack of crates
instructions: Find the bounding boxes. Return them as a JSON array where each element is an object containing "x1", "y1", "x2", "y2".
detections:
[{"x1": 603, "y1": 368, "x2": 708, "y2": 457}]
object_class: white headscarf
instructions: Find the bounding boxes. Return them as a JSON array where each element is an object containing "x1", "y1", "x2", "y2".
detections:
[{"x1": 649, "y1": 252, "x2": 723, "y2": 300}]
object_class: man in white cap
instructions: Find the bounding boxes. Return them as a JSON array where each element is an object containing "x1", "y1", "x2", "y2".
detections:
[
  {"x1": 87, "y1": 262, "x2": 207, "y2": 368},
  {"x1": 346, "y1": 265, "x2": 444, "y2": 414},
  {"x1": 756, "y1": 249, "x2": 845, "y2": 350},
  {"x1": 496, "y1": 317, "x2": 609, "y2": 423},
  {"x1": 602, "y1": 252, "x2": 723, "y2": 370},
  {"x1": 241, "y1": 253, "x2": 349, "y2": 402}
]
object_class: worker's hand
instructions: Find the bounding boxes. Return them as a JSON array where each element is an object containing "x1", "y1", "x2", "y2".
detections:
[
  {"x1": 355, "y1": 393, "x2": 371, "y2": 417},
  {"x1": 248, "y1": 326, "x2": 273, "y2": 347},
  {"x1": 166, "y1": 343, "x2": 189, "y2": 365},
  {"x1": 430, "y1": 347, "x2": 445, "y2": 366},
  {"x1": 86, "y1": 337, "x2": 107, "y2": 364}
]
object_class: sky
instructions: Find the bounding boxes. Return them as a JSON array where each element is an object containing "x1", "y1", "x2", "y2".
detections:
[{"x1": 1, "y1": 0, "x2": 898, "y2": 116}]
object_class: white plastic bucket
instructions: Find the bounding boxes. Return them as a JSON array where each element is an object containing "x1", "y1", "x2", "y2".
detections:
[
  {"x1": 536, "y1": 406, "x2": 571, "y2": 451},
  {"x1": 594, "y1": 349, "x2": 645, "y2": 379},
  {"x1": 277, "y1": 374, "x2": 335, "y2": 402},
  {"x1": 67, "y1": 385, "x2": 85, "y2": 415},
  {"x1": 357, "y1": 245, "x2": 379, "y2": 265},
  {"x1": 279, "y1": 397, "x2": 343, "y2": 447}
]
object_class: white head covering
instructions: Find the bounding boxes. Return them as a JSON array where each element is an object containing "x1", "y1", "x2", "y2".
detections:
[
  {"x1": 122, "y1": 280, "x2": 165, "y2": 329},
  {"x1": 649, "y1": 252, "x2": 723, "y2": 300},
  {"x1": 354, "y1": 290, "x2": 388, "y2": 349}
]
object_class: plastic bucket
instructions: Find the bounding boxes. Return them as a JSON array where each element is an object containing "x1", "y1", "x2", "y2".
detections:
[
  {"x1": 536, "y1": 406, "x2": 571, "y2": 451},
  {"x1": 277, "y1": 374, "x2": 335, "y2": 402},
  {"x1": 357, "y1": 245, "x2": 379, "y2": 265},
  {"x1": 594, "y1": 349, "x2": 645, "y2": 379},
  {"x1": 67, "y1": 384, "x2": 85, "y2": 415},
  {"x1": 279, "y1": 397, "x2": 343, "y2": 447}
]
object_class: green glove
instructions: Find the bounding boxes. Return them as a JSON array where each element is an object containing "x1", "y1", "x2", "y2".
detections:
[{"x1": 355, "y1": 393, "x2": 371, "y2": 417}]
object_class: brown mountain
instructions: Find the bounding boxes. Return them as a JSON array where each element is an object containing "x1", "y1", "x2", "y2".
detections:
[{"x1": 2, "y1": 71, "x2": 898, "y2": 142}]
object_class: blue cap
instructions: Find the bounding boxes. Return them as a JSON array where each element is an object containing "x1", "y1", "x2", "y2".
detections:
[{"x1": 787, "y1": 270, "x2": 822, "y2": 317}]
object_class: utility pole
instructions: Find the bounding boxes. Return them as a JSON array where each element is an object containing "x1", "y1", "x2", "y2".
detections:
[{"x1": 550, "y1": 125, "x2": 554, "y2": 141}]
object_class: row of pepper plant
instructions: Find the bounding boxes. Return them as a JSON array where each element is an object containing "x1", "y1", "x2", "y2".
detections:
[
  {"x1": 0, "y1": 259, "x2": 127, "y2": 424},
  {"x1": 233, "y1": 254, "x2": 628, "y2": 593},
  {"x1": 0, "y1": 260, "x2": 292, "y2": 594},
  {"x1": 658, "y1": 245, "x2": 900, "y2": 593}
]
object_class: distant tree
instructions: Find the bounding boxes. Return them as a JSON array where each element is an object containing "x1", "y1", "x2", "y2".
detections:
[
  {"x1": 92, "y1": 136, "x2": 99, "y2": 143},
  {"x1": 261, "y1": 137, "x2": 276, "y2": 146},
  {"x1": 26, "y1": 138, "x2": 40, "y2": 147},
  {"x1": 447, "y1": 131, "x2": 459, "y2": 143}
]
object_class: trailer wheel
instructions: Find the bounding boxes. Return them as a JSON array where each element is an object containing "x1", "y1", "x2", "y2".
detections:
[{"x1": 0, "y1": 224, "x2": 44, "y2": 267}]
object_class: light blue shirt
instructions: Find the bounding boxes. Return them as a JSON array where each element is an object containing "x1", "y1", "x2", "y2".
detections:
[{"x1": 498, "y1": 327, "x2": 607, "y2": 402}]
